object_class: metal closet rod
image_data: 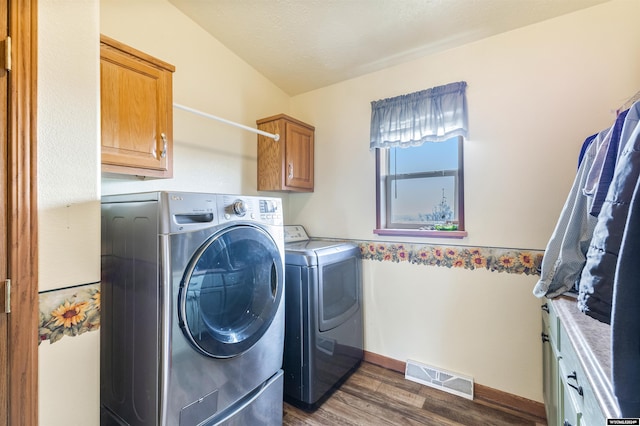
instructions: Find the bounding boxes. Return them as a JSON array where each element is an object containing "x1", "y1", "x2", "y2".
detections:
[{"x1": 173, "y1": 103, "x2": 280, "y2": 141}]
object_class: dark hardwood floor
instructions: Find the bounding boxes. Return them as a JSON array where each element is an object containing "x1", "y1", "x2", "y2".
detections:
[{"x1": 283, "y1": 362, "x2": 547, "y2": 426}]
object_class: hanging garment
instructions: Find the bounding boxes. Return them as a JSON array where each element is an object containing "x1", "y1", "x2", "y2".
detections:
[
  {"x1": 533, "y1": 136, "x2": 599, "y2": 297},
  {"x1": 585, "y1": 109, "x2": 629, "y2": 217},
  {"x1": 578, "y1": 133, "x2": 597, "y2": 169},
  {"x1": 578, "y1": 101, "x2": 640, "y2": 323},
  {"x1": 583, "y1": 127, "x2": 614, "y2": 207},
  {"x1": 611, "y1": 171, "x2": 640, "y2": 418}
]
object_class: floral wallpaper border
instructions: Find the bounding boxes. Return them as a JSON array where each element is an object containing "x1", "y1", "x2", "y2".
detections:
[
  {"x1": 37, "y1": 243, "x2": 542, "y2": 345},
  {"x1": 357, "y1": 241, "x2": 543, "y2": 276},
  {"x1": 39, "y1": 282, "x2": 101, "y2": 345}
]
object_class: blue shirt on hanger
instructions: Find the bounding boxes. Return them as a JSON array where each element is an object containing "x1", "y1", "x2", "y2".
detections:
[
  {"x1": 533, "y1": 138, "x2": 599, "y2": 297},
  {"x1": 578, "y1": 133, "x2": 597, "y2": 169},
  {"x1": 586, "y1": 109, "x2": 629, "y2": 217}
]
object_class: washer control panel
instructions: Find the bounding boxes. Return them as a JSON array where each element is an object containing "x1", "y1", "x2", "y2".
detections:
[{"x1": 219, "y1": 195, "x2": 283, "y2": 225}]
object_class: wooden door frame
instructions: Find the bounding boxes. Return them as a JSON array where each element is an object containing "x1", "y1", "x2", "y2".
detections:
[{"x1": 8, "y1": 0, "x2": 38, "y2": 424}]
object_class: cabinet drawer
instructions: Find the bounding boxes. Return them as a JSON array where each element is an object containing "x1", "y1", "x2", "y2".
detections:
[
  {"x1": 559, "y1": 367, "x2": 581, "y2": 426},
  {"x1": 559, "y1": 325, "x2": 605, "y2": 425},
  {"x1": 542, "y1": 302, "x2": 559, "y2": 349}
]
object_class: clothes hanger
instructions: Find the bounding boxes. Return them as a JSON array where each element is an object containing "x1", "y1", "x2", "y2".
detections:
[{"x1": 616, "y1": 89, "x2": 640, "y2": 115}]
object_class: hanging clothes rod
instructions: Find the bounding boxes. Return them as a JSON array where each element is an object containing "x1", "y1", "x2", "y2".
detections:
[
  {"x1": 617, "y1": 89, "x2": 640, "y2": 114},
  {"x1": 173, "y1": 103, "x2": 280, "y2": 141}
]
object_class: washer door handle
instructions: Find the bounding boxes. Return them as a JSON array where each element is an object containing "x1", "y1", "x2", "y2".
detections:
[{"x1": 271, "y1": 261, "x2": 278, "y2": 298}]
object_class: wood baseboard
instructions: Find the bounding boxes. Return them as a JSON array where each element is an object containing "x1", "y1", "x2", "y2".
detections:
[
  {"x1": 474, "y1": 383, "x2": 547, "y2": 422},
  {"x1": 363, "y1": 350, "x2": 406, "y2": 373},
  {"x1": 363, "y1": 351, "x2": 547, "y2": 423}
]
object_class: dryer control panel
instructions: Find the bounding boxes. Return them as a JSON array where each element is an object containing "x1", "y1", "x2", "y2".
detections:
[{"x1": 284, "y1": 225, "x2": 309, "y2": 243}]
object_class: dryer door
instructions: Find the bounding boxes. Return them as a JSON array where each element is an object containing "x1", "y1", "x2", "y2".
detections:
[{"x1": 178, "y1": 225, "x2": 283, "y2": 358}]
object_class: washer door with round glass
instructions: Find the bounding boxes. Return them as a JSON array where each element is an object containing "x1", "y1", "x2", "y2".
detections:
[{"x1": 178, "y1": 225, "x2": 283, "y2": 358}]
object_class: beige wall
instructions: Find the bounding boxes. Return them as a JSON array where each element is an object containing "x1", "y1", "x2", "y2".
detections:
[
  {"x1": 36, "y1": 0, "x2": 640, "y2": 424},
  {"x1": 38, "y1": 0, "x2": 100, "y2": 293},
  {"x1": 37, "y1": 0, "x2": 101, "y2": 424},
  {"x1": 289, "y1": 0, "x2": 640, "y2": 401}
]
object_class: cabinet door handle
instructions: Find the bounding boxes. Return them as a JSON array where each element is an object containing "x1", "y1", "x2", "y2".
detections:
[
  {"x1": 288, "y1": 162, "x2": 293, "y2": 179},
  {"x1": 541, "y1": 303, "x2": 549, "y2": 313},
  {"x1": 160, "y1": 133, "x2": 168, "y2": 159},
  {"x1": 541, "y1": 332, "x2": 549, "y2": 343},
  {"x1": 567, "y1": 371, "x2": 584, "y2": 396},
  {"x1": 567, "y1": 382, "x2": 583, "y2": 396}
]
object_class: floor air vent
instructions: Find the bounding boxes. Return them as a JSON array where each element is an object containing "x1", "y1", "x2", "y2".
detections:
[{"x1": 405, "y1": 359, "x2": 474, "y2": 400}]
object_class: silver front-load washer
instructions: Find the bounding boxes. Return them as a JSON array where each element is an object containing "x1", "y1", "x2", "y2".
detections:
[{"x1": 100, "y1": 191, "x2": 285, "y2": 425}]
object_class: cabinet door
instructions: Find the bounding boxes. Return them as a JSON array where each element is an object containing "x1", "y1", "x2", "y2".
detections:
[
  {"x1": 542, "y1": 319, "x2": 560, "y2": 426},
  {"x1": 560, "y1": 373, "x2": 582, "y2": 426},
  {"x1": 257, "y1": 114, "x2": 314, "y2": 192},
  {"x1": 100, "y1": 36, "x2": 174, "y2": 177},
  {"x1": 284, "y1": 121, "x2": 314, "y2": 190}
]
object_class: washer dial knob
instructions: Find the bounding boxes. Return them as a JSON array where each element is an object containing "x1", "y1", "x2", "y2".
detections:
[{"x1": 232, "y1": 199, "x2": 247, "y2": 216}]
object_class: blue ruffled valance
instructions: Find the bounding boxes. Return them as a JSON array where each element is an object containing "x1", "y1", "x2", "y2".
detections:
[{"x1": 370, "y1": 81, "x2": 468, "y2": 149}]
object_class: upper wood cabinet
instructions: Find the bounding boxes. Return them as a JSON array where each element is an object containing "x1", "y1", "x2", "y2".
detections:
[
  {"x1": 100, "y1": 35, "x2": 175, "y2": 178},
  {"x1": 257, "y1": 114, "x2": 315, "y2": 192}
]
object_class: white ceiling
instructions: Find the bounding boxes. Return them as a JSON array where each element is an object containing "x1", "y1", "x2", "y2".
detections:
[{"x1": 168, "y1": 0, "x2": 609, "y2": 96}]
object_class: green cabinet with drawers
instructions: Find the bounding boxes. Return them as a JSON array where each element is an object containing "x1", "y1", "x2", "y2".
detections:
[{"x1": 541, "y1": 301, "x2": 606, "y2": 426}]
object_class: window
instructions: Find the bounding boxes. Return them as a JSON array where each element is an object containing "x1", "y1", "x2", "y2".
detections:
[
  {"x1": 370, "y1": 81, "x2": 468, "y2": 238},
  {"x1": 375, "y1": 136, "x2": 465, "y2": 237}
]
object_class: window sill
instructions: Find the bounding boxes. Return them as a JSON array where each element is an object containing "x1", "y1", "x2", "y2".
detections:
[{"x1": 373, "y1": 229, "x2": 468, "y2": 239}]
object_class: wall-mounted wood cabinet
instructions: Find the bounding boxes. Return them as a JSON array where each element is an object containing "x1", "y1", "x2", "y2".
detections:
[
  {"x1": 257, "y1": 114, "x2": 314, "y2": 192},
  {"x1": 100, "y1": 35, "x2": 175, "y2": 178}
]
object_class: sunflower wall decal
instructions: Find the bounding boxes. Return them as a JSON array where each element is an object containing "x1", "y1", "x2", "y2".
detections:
[
  {"x1": 39, "y1": 283, "x2": 101, "y2": 345},
  {"x1": 357, "y1": 241, "x2": 543, "y2": 275}
]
